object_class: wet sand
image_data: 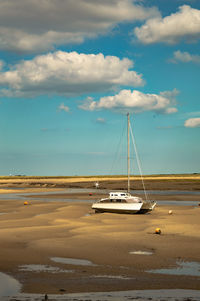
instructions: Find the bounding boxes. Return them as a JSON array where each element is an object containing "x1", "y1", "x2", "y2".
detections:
[{"x1": 0, "y1": 176, "x2": 200, "y2": 298}]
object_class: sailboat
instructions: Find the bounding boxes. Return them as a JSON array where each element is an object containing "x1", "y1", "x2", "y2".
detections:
[{"x1": 92, "y1": 113, "x2": 156, "y2": 214}]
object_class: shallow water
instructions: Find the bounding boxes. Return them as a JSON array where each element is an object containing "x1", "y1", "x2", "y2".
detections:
[
  {"x1": 51, "y1": 257, "x2": 97, "y2": 266},
  {"x1": 42, "y1": 188, "x2": 200, "y2": 195},
  {"x1": 0, "y1": 272, "x2": 21, "y2": 297},
  {"x1": 0, "y1": 187, "x2": 25, "y2": 190},
  {"x1": 157, "y1": 200, "x2": 199, "y2": 206},
  {"x1": 93, "y1": 274, "x2": 132, "y2": 280},
  {"x1": 133, "y1": 189, "x2": 200, "y2": 195},
  {"x1": 0, "y1": 189, "x2": 199, "y2": 206},
  {"x1": 129, "y1": 250, "x2": 153, "y2": 255},
  {"x1": 147, "y1": 261, "x2": 200, "y2": 277},
  {"x1": 19, "y1": 264, "x2": 74, "y2": 273},
  {"x1": 2, "y1": 289, "x2": 200, "y2": 300}
]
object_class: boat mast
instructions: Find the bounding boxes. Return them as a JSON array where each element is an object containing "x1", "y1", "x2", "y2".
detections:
[{"x1": 127, "y1": 113, "x2": 130, "y2": 193}]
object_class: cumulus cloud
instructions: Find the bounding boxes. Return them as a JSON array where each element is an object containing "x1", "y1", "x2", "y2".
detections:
[
  {"x1": 0, "y1": 0, "x2": 159, "y2": 52},
  {"x1": 170, "y1": 50, "x2": 200, "y2": 63},
  {"x1": 134, "y1": 5, "x2": 200, "y2": 44},
  {"x1": 58, "y1": 103, "x2": 70, "y2": 113},
  {"x1": 79, "y1": 89, "x2": 178, "y2": 114},
  {"x1": 184, "y1": 117, "x2": 200, "y2": 127},
  {"x1": 0, "y1": 51, "x2": 144, "y2": 98}
]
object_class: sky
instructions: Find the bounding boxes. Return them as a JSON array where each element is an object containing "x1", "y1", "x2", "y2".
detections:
[{"x1": 0, "y1": 0, "x2": 200, "y2": 176}]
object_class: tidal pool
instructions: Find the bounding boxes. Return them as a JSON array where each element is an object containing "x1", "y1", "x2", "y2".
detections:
[
  {"x1": 129, "y1": 250, "x2": 153, "y2": 255},
  {"x1": 0, "y1": 188, "x2": 200, "y2": 206},
  {"x1": 19, "y1": 264, "x2": 74, "y2": 273},
  {"x1": 51, "y1": 257, "x2": 97, "y2": 266},
  {"x1": 0, "y1": 272, "x2": 21, "y2": 297},
  {"x1": 147, "y1": 261, "x2": 200, "y2": 277},
  {"x1": 93, "y1": 275, "x2": 132, "y2": 280}
]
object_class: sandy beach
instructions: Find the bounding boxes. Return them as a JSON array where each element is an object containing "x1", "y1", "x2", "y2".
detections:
[{"x1": 0, "y1": 176, "x2": 200, "y2": 299}]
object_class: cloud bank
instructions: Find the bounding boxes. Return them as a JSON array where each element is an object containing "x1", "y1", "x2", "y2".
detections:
[
  {"x1": 170, "y1": 50, "x2": 200, "y2": 64},
  {"x1": 134, "y1": 5, "x2": 200, "y2": 44},
  {"x1": 79, "y1": 89, "x2": 178, "y2": 114},
  {"x1": 184, "y1": 117, "x2": 200, "y2": 127},
  {"x1": 0, "y1": 0, "x2": 159, "y2": 52},
  {"x1": 0, "y1": 51, "x2": 144, "y2": 98}
]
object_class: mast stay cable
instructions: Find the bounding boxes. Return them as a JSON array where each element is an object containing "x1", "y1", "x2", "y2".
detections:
[
  {"x1": 129, "y1": 120, "x2": 150, "y2": 203},
  {"x1": 109, "y1": 119, "x2": 126, "y2": 176}
]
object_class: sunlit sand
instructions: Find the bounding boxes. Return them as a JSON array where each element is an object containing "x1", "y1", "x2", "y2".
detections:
[{"x1": 0, "y1": 176, "x2": 199, "y2": 298}]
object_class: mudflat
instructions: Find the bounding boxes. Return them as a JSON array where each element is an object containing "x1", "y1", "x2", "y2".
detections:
[{"x1": 0, "y1": 176, "x2": 199, "y2": 295}]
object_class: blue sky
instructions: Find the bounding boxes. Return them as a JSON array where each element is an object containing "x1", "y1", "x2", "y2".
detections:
[{"x1": 0, "y1": 0, "x2": 200, "y2": 176}]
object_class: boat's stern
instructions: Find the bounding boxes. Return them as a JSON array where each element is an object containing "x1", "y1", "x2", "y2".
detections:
[{"x1": 140, "y1": 200, "x2": 156, "y2": 213}]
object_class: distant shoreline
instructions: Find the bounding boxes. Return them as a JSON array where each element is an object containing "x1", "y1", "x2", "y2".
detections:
[
  {"x1": 0, "y1": 174, "x2": 199, "y2": 192},
  {"x1": 0, "y1": 173, "x2": 200, "y2": 181}
]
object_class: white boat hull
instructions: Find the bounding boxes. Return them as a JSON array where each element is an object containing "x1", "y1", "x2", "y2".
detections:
[{"x1": 92, "y1": 202, "x2": 143, "y2": 214}]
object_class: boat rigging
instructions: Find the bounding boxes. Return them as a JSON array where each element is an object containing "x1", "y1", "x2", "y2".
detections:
[{"x1": 92, "y1": 113, "x2": 156, "y2": 214}]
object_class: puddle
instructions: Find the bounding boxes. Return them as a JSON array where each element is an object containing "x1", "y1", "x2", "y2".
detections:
[
  {"x1": 147, "y1": 261, "x2": 200, "y2": 276},
  {"x1": 19, "y1": 264, "x2": 74, "y2": 273},
  {"x1": 84, "y1": 213, "x2": 92, "y2": 217},
  {"x1": 0, "y1": 272, "x2": 21, "y2": 297},
  {"x1": 93, "y1": 275, "x2": 132, "y2": 280},
  {"x1": 129, "y1": 250, "x2": 153, "y2": 255},
  {"x1": 51, "y1": 257, "x2": 97, "y2": 266}
]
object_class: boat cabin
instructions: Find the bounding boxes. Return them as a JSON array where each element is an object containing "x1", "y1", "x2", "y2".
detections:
[
  {"x1": 109, "y1": 192, "x2": 131, "y2": 199},
  {"x1": 103, "y1": 192, "x2": 143, "y2": 203}
]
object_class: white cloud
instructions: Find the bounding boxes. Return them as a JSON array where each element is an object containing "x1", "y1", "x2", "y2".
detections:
[
  {"x1": 184, "y1": 117, "x2": 200, "y2": 127},
  {"x1": 0, "y1": 51, "x2": 144, "y2": 98},
  {"x1": 0, "y1": 0, "x2": 159, "y2": 52},
  {"x1": 134, "y1": 5, "x2": 200, "y2": 44},
  {"x1": 170, "y1": 50, "x2": 200, "y2": 63},
  {"x1": 165, "y1": 107, "x2": 178, "y2": 114},
  {"x1": 79, "y1": 89, "x2": 178, "y2": 114},
  {"x1": 96, "y1": 117, "x2": 106, "y2": 124},
  {"x1": 58, "y1": 103, "x2": 70, "y2": 113}
]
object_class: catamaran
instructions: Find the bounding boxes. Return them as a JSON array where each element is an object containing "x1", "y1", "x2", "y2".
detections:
[{"x1": 92, "y1": 113, "x2": 156, "y2": 214}]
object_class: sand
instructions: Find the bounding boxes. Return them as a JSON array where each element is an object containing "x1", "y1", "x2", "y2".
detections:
[{"x1": 0, "y1": 177, "x2": 199, "y2": 298}]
